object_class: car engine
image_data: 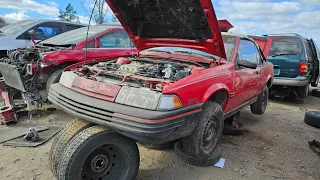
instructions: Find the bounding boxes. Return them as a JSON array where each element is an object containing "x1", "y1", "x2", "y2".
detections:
[{"x1": 81, "y1": 57, "x2": 202, "y2": 91}]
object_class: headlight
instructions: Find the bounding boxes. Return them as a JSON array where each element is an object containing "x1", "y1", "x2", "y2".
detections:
[
  {"x1": 59, "y1": 71, "x2": 78, "y2": 88},
  {"x1": 115, "y1": 86, "x2": 183, "y2": 111},
  {"x1": 157, "y1": 95, "x2": 183, "y2": 111}
]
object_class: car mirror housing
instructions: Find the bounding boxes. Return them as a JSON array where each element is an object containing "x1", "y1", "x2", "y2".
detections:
[{"x1": 238, "y1": 59, "x2": 257, "y2": 69}]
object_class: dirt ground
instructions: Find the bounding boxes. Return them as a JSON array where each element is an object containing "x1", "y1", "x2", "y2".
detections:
[{"x1": 0, "y1": 94, "x2": 319, "y2": 180}]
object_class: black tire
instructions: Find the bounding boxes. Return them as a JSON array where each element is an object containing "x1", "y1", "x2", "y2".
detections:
[
  {"x1": 58, "y1": 125, "x2": 140, "y2": 180},
  {"x1": 251, "y1": 86, "x2": 268, "y2": 115},
  {"x1": 49, "y1": 120, "x2": 92, "y2": 178},
  {"x1": 174, "y1": 140, "x2": 221, "y2": 166},
  {"x1": 296, "y1": 84, "x2": 309, "y2": 100},
  {"x1": 46, "y1": 69, "x2": 64, "y2": 93},
  {"x1": 223, "y1": 112, "x2": 245, "y2": 136},
  {"x1": 179, "y1": 102, "x2": 224, "y2": 160},
  {"x1": 311, "y1": 89, "x2": 320, "y2": 98},
  {"x1": 304, "y1": 111, "x2": 320, "y2": 128},
  {"x1": 139, "y1": 141, "x2": 174, "y2": 150}
]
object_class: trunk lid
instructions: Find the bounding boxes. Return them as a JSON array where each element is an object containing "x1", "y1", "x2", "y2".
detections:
[{"x1": 106, "y1": 0, "x2": 226, "y2": 59}]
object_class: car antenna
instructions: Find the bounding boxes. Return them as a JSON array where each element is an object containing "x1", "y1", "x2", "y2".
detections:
[{"x1": 83, "y1": 0, "x2": 98, "y2": 68}]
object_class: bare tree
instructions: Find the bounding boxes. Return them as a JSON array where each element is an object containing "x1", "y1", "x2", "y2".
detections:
[
  {"x1": 80, "y1": 0, "x2": 118, "y2": 24},
  {"x1": 0, "y1": 17, "x2": 8, "y2": 28}
]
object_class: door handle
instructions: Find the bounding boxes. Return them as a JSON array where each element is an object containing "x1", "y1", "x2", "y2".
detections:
[{"x1": 255, "y1": 70, "x2": 260, "y2": 74}]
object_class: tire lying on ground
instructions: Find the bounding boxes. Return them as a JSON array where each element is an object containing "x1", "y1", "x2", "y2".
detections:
[
  {"x1": 177, "y1": 102, "x2": 224, "y2": 164},
  {"x1": 251, "y1": 86, "x2": 268, "y2": 115},
  {"x1": 174, "y1": 140, "x2": 221, "y2": 166},
  {"x1": 304, "y1": 111, "x2": 320, "y2": 128},
  {"x1": 49, "y1": 119, "x2": 92, "y2": 178},
  {"x1": 58, "y1": 125, "x2": 140, "y2": 180},
  {"x1": 311, "y1": 89, "x2": 320, "y2": 98}
]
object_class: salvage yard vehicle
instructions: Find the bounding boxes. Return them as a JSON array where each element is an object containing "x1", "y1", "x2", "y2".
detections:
[
  {"x1": 0, "y1": 19, "x2": 85, "y2": 58},
  {"x1": 0, "y1": 24, "x2": 137, "y2": 123},
  {"x1": 48, "y1": 0, "x2": 274, "y2": 179},
  {"x1": 265, "y1": 34, "x2": 320, "y2": 100}
]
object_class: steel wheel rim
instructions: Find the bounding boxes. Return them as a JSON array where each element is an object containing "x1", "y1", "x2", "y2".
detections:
[
  {"x1": 81, "y1": 144, "x2": 124, "y2": 180},
  {"x1": 202, "y1": 117, "x2": 219, "y2": 150}
]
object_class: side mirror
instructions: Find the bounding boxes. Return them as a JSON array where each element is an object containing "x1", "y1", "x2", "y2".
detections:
[
  {"x1": 25, "y1": 30, "x2": 35, "y2": 39},
  {"x1": 237, "y1": 59, "x2": 257, "y2": 69}
]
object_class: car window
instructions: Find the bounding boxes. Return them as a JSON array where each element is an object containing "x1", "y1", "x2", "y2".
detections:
[
  {"x1": 222, "y1": 35, "x2": 237, "y2": 62},
  {"x1": 31, "y1": 23, "x2": 63, "y2": 40},
  {"x1": 237, "y1": 39, "x2": 260, "y2": 65},
  {"x1": 99, "y1": 30, "x2": 132, "y2": 48},
  {"x1": 269, "y1": 36, "x2": 301, "y2": 57}
]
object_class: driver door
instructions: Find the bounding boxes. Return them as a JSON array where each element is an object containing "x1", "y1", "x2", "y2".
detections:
[{"x1": 234, "y1": 39, "x2": 261, "y2": 103}]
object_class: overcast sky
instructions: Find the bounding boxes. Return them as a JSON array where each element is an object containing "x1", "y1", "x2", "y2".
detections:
[{"x1": 0, "y1": 0, "x2": 319, "y2": 45}]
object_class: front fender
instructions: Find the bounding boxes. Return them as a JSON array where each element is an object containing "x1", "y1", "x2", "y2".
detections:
[{"x1": 202, "y1": 83, "x2": 230, "y2": 102}]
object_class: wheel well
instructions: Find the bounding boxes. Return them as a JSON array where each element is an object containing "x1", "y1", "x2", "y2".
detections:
[
  {"x1": 207, "y1": 90, "x2": 228, "y2": 107},
  {"x1": 267, "y1": 78, "x2": 273, "y2": 88}
]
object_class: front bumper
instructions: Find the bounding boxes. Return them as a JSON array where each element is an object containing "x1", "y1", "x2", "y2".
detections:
[
  {"x1": 273, "y1": 76, "x2": 309, "y2": 87},
  {"x1": 48, "y1": 83, "x2": 203, "y2": 144}
]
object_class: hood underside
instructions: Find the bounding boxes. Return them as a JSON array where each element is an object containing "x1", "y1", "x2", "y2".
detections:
[{"x1": 107, "y1": 0, "x2": 226, "y2": 59}]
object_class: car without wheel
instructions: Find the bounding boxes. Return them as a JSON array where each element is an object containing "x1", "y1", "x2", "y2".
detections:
[
  {"x1": 0, "y1": 19, "x2": 86, "y2": 58},
  {"x1": 0, "y1": 24, "x2": 137, "y2": 123},
  {"x1": 48, "y1": 0, "x2": 274, "y2": 179}
]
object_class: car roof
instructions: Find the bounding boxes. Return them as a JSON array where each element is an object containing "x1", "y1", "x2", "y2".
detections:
[{"x1": 27, "y1": 19, "x2": 86, "y2": 26}]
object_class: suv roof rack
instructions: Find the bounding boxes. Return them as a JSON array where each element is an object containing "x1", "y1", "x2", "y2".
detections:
[{"x1": 263, "y1": 33, "x2": 302, "y2": 37}]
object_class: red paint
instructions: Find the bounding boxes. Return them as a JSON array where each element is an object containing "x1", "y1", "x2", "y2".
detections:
[
  {"x1": 41, "y1": 27, "x2": 137, "y2": 68},
  {"x1": 106, "y1": 0, "x2": 227, "y2": 60},
  {"x1": 72, "y1": 76, "x2": 121, "y2": 101},
  {"x1": 0, "y1": 91, "x2": 17, "y2": 123}
]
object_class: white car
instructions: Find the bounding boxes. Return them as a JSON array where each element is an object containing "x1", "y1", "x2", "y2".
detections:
[{"x1": 0, "y1": 19, "x2": 85, "y2": 58}]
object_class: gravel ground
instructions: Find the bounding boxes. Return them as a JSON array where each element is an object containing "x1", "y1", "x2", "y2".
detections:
[{"x1": 0, "y1": 95, "x2": 319, "y2": 180}]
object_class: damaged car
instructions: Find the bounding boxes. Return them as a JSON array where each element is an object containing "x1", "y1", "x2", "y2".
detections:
[
  {"x1": 48, "y1": 0, "x2": 274, "y2": 179},
  {"x1": 0, "y1": 19, "x2": 85, "y2": 58},
  {"x1": 0, "y1": 24, "x2": 137, "y2": 123}
]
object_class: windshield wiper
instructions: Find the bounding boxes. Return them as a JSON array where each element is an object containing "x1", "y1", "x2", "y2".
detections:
[
  {"x1": 146, "y1": 49, "x2": 171, "y2": 54},
  {"x1": 174, "y1": 50, "x2": 216, "y2": 60},
  {"x1": 272, "y1": 53, "x2": 298, "y2": 57}
]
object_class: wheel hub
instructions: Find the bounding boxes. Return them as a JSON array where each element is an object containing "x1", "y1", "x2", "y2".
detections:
[
  {"x1": 203, "y1": 119, "x2": 217, "y2": 149},
  {"x1": 91, "y1": 155, "x2": 108, "y2": 173}
]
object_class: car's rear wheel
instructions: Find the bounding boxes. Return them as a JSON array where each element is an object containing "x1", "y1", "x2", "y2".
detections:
[
  {"x1": 49, "y1": 120, "x2": 92, "y2": 178},
  {"x1": 296, "y1": 84, "x2": 309, "y2": 100},
  {"x1": 251, "y1": 86, "x2": 268, "y2": 115},
  {"x1": 177, "y1": 102, "x2": 224, "y2": 163},
  {"x1": 58, "y1": 125, "x2": 140, "y2": 180}
]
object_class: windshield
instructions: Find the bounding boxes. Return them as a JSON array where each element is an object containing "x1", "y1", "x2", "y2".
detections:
[
  {"x1": 142, "y1": 47, "x2": 218, "y2": 60},
  {"x1": 39, "y1": 26, "x2": 107, "y2": 45},
  {"x1": 222, "y1": 35, "x2": 237, "y2": 61},
  {"x1": 269, "y1": 36, "x2": 302, "y2": 57},
  {"x1": 0, "y1": 20, "x2": 37, "y2": 35}
]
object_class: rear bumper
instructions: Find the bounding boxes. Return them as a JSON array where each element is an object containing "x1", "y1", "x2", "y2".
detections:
[
  {"x1": 48, "y1": 83, "x2": 203, "y2": 144},
  {"x1": 273, "y1": 76, "x2": 309, "y2": 87}
]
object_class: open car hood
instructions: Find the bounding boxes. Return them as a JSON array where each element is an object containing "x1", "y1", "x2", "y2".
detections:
[
  {"x1": 106, "y1": 0, "x2": 226, "y2": 59},
  {"x1": 249, "y1": 35, "x2": 273, "y2": 58}
]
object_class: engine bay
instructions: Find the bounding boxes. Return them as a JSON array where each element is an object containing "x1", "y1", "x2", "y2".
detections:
[{"x1": 79, "y1": 57, "x2": 206, "y2": 91}]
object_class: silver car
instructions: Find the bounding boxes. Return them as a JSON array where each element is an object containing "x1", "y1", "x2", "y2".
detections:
[{"x1": 0, "y1": 19, "x2": 85, "y2": 58}]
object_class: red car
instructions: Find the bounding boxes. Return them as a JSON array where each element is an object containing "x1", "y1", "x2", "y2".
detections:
[
  {"x1": 0, "y1": 24, "x2": 137, "y2": 123},
  {"x1": 48, "y1": 1, "x2": 274, "y2": 179}
]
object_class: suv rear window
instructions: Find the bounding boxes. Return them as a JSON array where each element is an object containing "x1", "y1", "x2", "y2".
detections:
[{"x1": 269, "y1": 36, "x2": 301, "y2": 57}]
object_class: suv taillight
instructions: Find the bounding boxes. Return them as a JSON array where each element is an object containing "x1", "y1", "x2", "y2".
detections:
[{"x1": 299, "y1": 62, "x2": 308, "y2": 75}]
